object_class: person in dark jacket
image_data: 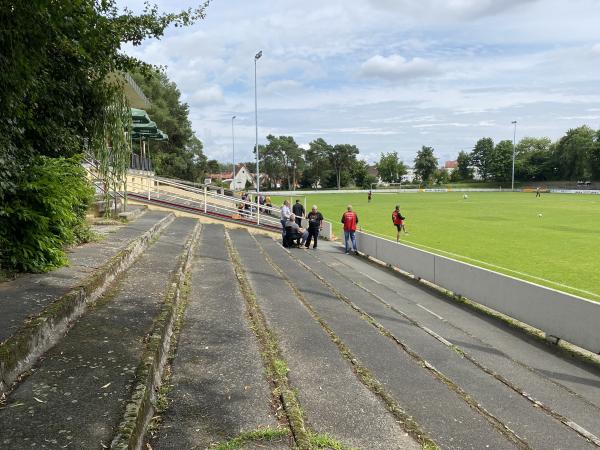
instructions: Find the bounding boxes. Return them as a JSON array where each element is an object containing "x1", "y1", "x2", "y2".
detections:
[
  {"x1": 292, "y1": 199, "x2": 305, "y2": 226},
  {"x1": 305, "y1": 205, "x2": 324, "y2": 249}
]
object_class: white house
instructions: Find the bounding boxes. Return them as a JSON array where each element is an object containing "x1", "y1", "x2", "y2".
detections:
[
  {"x1": 229, "y1": 164, "x2": 256, "y2": 190},
  {"x1": 402, "y1": 167, "x2": 416, "y2": 183}
]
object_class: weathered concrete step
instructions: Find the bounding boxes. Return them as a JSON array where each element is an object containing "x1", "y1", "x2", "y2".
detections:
[
  {"x1": 149, "y1": 224, "x2": 284, "y2": 450},
  {"x1": 0, "y1": 211, "x2": 174, "y2": 393},
  {"x1": 332, "y1": 242, "x2": 600, "y2": 409},
  {"x1": 307, "y1": 245, "x2": 600, "y2": 444},
  {"x1": 255, "y1": 234, "x2": 520, "y2": 450},
  {"x1": 0, "y1": 217, "x2": 198, "y2": 450},
  {"x1": 229, "y1": 229, "x2": 420, "y2": 450},
  {"x1": 0, "y1": 210, "x2": 171, "y2": 342},
  {"x1": 286, "y1": 241, "x2": 598, "y2": 449}
]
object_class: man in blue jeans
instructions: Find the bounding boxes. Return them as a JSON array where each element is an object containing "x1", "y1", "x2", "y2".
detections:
[{"x1": 341, "y1": 205, "x2": 358, "y2": 254}]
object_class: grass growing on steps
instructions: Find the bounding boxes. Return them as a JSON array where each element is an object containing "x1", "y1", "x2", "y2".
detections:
[
  {"x1": 225, "y1": 230, "x2": 311, "y2": 450},
  {"x1": 210, "y1": 427, "x2": 291, "y2": 450},
  {"x1": 308, "y1": 432, "x2": 358, "y2": 450}
]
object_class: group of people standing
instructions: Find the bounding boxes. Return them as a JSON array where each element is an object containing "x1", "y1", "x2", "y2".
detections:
[
  {"x1": 279, "y1": 196, "x2": 408, "y2": 254},
  {"x1": 280, "y1": 200, "x2": 324, "y2": 249}
]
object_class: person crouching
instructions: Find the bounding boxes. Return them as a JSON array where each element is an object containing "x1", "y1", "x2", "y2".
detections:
[{"x1": 284, "y1": 213, "x2": 308, "y2": 248}]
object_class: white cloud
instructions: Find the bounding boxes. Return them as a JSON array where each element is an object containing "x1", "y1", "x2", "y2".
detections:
[
  {"x1": 366, "y1": 0, "x2": 538, "y2": 20},
  {"x1": 118, "y1": 0, "x2": 600, "y2": 163},
  {"x1": 189, "y1": 86, "x2": 225, "y2": 106},
  {"x1": 360, "y1": 54, "x2": 438, "y2": 80},
  {"x1": 265, "y1": 79, "x2": 303, "y2": 94}
]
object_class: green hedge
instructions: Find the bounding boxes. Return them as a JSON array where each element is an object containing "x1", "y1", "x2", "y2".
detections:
[{"x1": 0, "y1": 156, "x2": 94, "y2": 273}]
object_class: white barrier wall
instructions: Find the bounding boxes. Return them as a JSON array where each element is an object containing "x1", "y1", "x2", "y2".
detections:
[
  {"x1": 300, "y1": 218, "x2": 333, "y2": 240},
  {"x1": 355, "y1": 231, "x2": 600, "y2": 354}
]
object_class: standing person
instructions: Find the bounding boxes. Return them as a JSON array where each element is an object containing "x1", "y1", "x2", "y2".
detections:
[
  {"x1": 265, "y1": 194, "x2": 272, "y2": 215},
  {"x1": 305, "y1": 205, "x2": 324, "y2": 249},
  {"x1": 536, "y1": 187, "x2": 541, "y2": 197},
  {"x1": 292, "y1": 199, "x2": 305, "y2": 226},
  {"x1": 341, "y1": 205, "x2": 359, "y2": 254},
  {"x1": 280, "y1": 200, "x2": 291, "y2": 240},
  {"x1": 368, "y1": 190, "x2": 372, "y2": 203},
  {"x1": 392, "y1": 205, "x2": 407, "y2": 242}
]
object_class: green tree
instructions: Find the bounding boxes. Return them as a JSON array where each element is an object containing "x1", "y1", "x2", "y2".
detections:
[
  {"x1": 301, "y1": 138, "x2": 332, "y2": 189},
  {"x1": 514, "y1": 137, "x2": 552, "y2": 181},
  {"x1": 591, "y1": 130, "x2": 600, "y2": 181},
  {"x1": 470, "y1": 138, "x2": 494, "y2": 181},
  {"x1": 376, "y1": 152, "x2": 407, "y2": 183},
  {"x1": 413, "y1": 146, "x2": 438, "y2": 185},
  {"x1": 433, "y1": 168, "x2": 449, "y2": 185},
  {"x1": 456, "y1": 150, "x2": 473, "y2": 180},
  {"x1": 131, "y1": 69, "x2": 207, "y2": 182},
  {"x1": 263, "y1": 135, "x2": 304, "y2": 189},
  {"x1": 490, "y1": 140, "x2": 514, "y2": 181},
  {"x1": 0, "y1": 0, "x2": 208, "y2": 272},
  {"x1": 554, "y1": 126, "x2": 596, "y2": 180},
  {"x1": 327, "y1": 144, "x2": 360, "y2": 189},
  {"x1": 351, "y1": 160, "x2": 376, "y2": 189}
]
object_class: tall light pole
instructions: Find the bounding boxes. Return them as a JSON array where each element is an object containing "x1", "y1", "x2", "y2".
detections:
[
  {"x1": 511, "y1": 120, "x2": 518, "y2": 191},
  {"x1": 231, "y1": 115, "x2": 236, "y2": 191},
  {"x1": 254, "y1": 50, "x2": 262, "y2": 196}
]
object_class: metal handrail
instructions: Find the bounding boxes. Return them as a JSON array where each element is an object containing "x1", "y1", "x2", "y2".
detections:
[
  {"x1": 153, "y1": 176, "x2": 283, "y2": 215},
  {"x1": 126, "y1": 178, "x2": 282, "y2": 228}
]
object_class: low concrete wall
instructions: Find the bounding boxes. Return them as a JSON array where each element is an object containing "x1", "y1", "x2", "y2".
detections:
[
  {"x1": 300, "y1": 218, "x2": 333, "y2": 240},
  {"x1": 355, "y1": 231, "x2": 600, "y2": 354}
]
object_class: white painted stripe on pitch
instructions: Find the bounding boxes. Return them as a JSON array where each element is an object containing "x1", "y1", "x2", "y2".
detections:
[
  {"x1": 360, "y1": 228, "x2": 600, "y2": 299},
  {"x1": 417, "y1": 304, "x2": 445, "y2": 321}
]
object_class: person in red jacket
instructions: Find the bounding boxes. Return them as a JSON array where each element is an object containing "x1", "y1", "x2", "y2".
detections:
[
  {"x1": 392, "y1": 205, "x2": 407, "y2": 242},
  {"x1": 341, "y1": 204, "x2": 359, "y2": 254}
]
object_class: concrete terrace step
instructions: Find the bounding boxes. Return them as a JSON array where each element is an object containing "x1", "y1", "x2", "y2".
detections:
[
  {"x1": 229, "y1": 229, "x2": 420, "y2": 450},
  {"x1": 278, "y1": 239, "x2": 598, "y2": 449},
  {"x1": 149, "y1": 224, "x2": 286, "y2": 449},
  {"x1": 254, "y1": 235, "x2": 522, "y2": 450},
  {"x1": 0, "y1": 210, "x2": 170, "y2": 342},
  {"x1": 304, "y1": 243, "x2": 600, "y2": 445},
  {"x1": 0, "y1": 217, "x2": 199, "y2": 449},
  {"x1": 0, "y1": 211, "x2": 174, "y2": 393}
]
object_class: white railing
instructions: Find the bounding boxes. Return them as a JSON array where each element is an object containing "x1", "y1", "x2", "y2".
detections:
[
  {"x1": 355, "y1": 231, "x2": 600, "y2": 354},
  {"x1": 127, "y1": 177, "x2": 283, "y2": 229},
  {"x1": 126, "y1": 175, "x2": 337, "y2": 239}
]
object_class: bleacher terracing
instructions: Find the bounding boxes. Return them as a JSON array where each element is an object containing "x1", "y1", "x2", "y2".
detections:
[{"x1": 2, "y1": 159, "x2": 600, "y2": 449}]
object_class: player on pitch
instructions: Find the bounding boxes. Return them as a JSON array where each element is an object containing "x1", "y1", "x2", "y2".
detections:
[{"x1": 392, "y1": 205, "x2": 407, "y2": 242}]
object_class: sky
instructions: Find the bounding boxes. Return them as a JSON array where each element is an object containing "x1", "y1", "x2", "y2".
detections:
[{"x1": 121, "y1": 0, "x2": 600, "y2": 166}]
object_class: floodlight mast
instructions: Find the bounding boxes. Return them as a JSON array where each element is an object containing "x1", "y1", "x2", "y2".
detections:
[
  {"x1": 254, "y1": 50, "x2": 262, "y2": 224},
  {"x1": 231, "y1": 115, "x2": 236, "y2": 190}
]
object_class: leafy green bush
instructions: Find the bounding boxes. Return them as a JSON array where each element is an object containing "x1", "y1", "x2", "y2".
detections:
[{"x1": 0, "y1": 156, "x2": 94, "y2": 272}]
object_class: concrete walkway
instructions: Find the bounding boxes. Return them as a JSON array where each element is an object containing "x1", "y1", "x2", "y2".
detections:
[
  {"x1": 3, "y1": 214, "x2": 599, "y2": 449},
  {"x1": 0, "y1": 218, "x2": 197, "y2": 449},
  {"x1": 0, "y1": 210, "x2": 170, "y2": 342},
  {"x1": 266, "y1": 235, "x2": 600, "y2": 449},
  {"x1": 151, "y1": 224, "x2": 285, "y2": 449}
]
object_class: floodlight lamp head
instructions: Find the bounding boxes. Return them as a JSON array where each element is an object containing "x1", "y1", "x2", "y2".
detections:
[
  {"x1": 255, "y1": 50, "x2": 262, "y2": 60},
  {"x1": 232, "y1": 115, "x2": 236, "y2": 119},
  {"x1": 512, "y1": 120, "x2": 517, "y2": 124}
]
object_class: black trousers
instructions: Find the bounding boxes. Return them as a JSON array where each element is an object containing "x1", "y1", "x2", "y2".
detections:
[
  {"x1": 305, "y1": 228, "x2": 319, "y2": 248},
  {"x1": 295, "y1": 217, "x2": 302, "y2": 226}
]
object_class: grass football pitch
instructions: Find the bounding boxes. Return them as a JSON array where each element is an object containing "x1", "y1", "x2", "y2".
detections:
[{"x1": 284, "y1": 191, "x2": 600, "y2": 301}]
